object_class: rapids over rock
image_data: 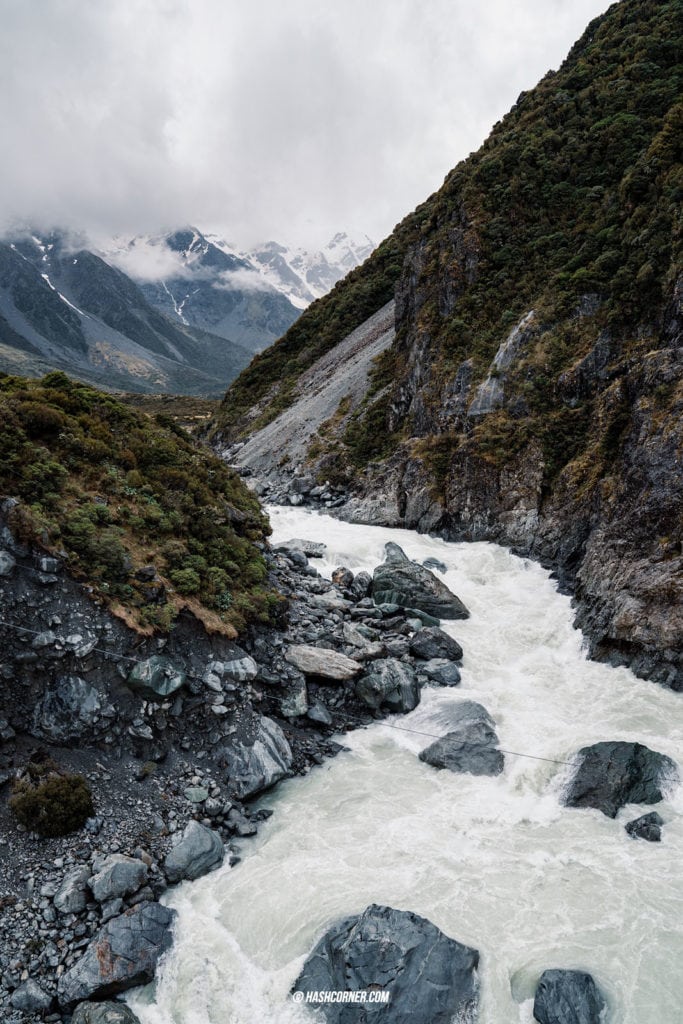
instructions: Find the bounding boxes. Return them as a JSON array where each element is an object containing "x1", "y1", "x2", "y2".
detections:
[{"x1": 126, "y1": 508, "x2": 683, "y2": 1024}]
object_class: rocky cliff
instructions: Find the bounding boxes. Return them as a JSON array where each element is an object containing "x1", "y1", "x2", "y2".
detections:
[{"x1": 213, "y1": 0, "x2": 682, "y2": 690}]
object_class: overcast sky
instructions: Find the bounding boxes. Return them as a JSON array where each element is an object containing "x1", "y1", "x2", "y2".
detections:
[{"x1": 0, "y1": 0, "x2": 614, "y2": 251}]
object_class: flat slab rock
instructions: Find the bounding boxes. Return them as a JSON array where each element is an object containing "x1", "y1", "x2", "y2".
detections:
[
  {"x1": 419, "y1": 701, "x2": 504, "y2": 776},
  {"x1": 293, "y1": 903, "x2": 479, "y2": 1024},
  {"x1": 57, "y1": 901, "x2": 176, "y2": 1007},
  {"x1": 275, "y1": 538, "x2": 327, "y2": 558},
  {"x1": 562, "y1": 740, "x2": 678, "y2": 817},
  {"x1": 533, "y1": 969, "x2": 606, "y2": 1024},
  {"x1": 372, "y1": 542, "x2": 469, "y2": 621},
  {"x1": 286, "y1": 644, "x2": 363, "y2": 681}
]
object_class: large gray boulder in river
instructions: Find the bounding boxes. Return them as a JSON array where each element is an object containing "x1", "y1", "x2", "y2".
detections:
[
  {"x1": 372, "y1": 543, "x2": 469, "y2": 620},
  {"x1": 219, "y1": 712, "x2": 293, "y2": 799},
  {"x1": 562, "y1": 741, "x2": 678, "y2": 817},
  {"x1": 163, "y1": 820, "x2": 224, "y2": 883},
  {"x1": 71, "y1": 1002, "x2": 142, "y2": 1024},
  {"x1": 419, "y1": 701, "x2": 504, "y2": 776},
  {"x1": 355, "y1": 658, "x2": 420, "y2": 713},
  {"x1": 292, "y1": 903, "x2": 479, "y2": 1023},
  {"x1": 533, "y1": 968, "x2": 606, "y2": 1024},
  {"x1": 57, "y1": 902, "x2": 176, "y2": 1007}
]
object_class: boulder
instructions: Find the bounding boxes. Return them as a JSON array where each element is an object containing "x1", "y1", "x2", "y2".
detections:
[
  {"x1": 126, "y1": 656, "x2": 185, "y2": 701},
  {"x1": 533, "y1": 969, "x2": 606, "y2": 1024},
  {"x1": 57, "y1": 902, "x2": 176, "y2": 1007},
  {"x1": 220, "y1": 713, "x2": 293, "y2": 799},
  {"x1": 355, "y1": 658, "x2": 420, "y2": 713},
  {"x1": 350, "y1": 570, "x2": 372, "y2": 600},
  {"x1": 423, "y1": 557, "x2": 447, "y2": 573},
  {"x1": 54, "y1": 865, "x2": 91, "y2": 914},
  {"x1": 280, "y1": 676, "x2": 308, "y2": 718},
  {"x1": 420, "y1": 658, "x2": 462, "y2": 687},
  {"x1": 33, "y1": 675, "x2": 111, "y2": 743},
  {"x1": 293, "y1": 903, "x2": 479, "y2": 1024},
  {"x1": 562, "y1": 741, "x2": 678, "y2": 818},
  {"x1": 89, "y1": 855, "x2": 148, "y2": 903},
  {"x1": 409, "y1": 627, "x2": 463, "y2": 662},
  {"x1": 0, "y1": 549, "x2": 16, "y2": 576},
  {"x1": 164, "y1": 820, "x2": 224, "y2": 883},
  {"x1": 332, "y1": 567, "x2": 354, "y2": 588},
  {"x1": 275, "y1": 538, "x2": 327, "y2": 558},
  {"x1": 419, "y1": 701, "x2": 504, "y2": 776},
  {"x1": 372, "y1": 543, "x2": 469, "y2": 620},
  {"x1": 71, "y1": 1002, "x2": 142, "y2": 1024},
  {"x1": 10, "y1": 979, "x2": 52, "y2": 1012},
  {"x1": 285, "y1": 645, "x2": 362, "y2": 681},
  {"x1": 625, "y1": 810, "x2": 663, "y2": 842}
]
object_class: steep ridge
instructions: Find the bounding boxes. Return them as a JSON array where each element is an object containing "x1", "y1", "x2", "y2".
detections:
[
  {"x1": 0, "y1": 234, "x2": 252, "y2": 395},
  {"x1": 212, "y1": 0, "x2": 682, "y2": 689}
]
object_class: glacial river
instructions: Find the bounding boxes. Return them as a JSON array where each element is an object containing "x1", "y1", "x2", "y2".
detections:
[{"x1": 128, "y1": 507, "x2": 683, "y2": 1023}]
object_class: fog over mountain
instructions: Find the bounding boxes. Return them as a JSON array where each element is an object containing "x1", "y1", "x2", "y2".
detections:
[{"x1": 0, "y1": 0, "x2": 612, "y2": 250}]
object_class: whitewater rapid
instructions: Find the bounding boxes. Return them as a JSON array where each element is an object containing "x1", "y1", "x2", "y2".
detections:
[{"x1": 127, "y1": 507, "x2": 683, "y2": 1023}]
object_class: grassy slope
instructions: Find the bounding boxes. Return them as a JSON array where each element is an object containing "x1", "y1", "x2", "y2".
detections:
[{"x1": 0, "y1": 372, "x2": 273, "y2": 635}]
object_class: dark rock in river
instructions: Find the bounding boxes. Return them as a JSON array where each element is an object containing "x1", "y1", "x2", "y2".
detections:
[
  {"x1": 164, "y1": 820, "x2": 225, "y2": 882},
  {"x1": 562, "y1": 741, "x2": 678, "y2": 818},
  {"x1": 409, "y1": 626, "x2": 463, "y2": 662},
  {"x1": 423, "y1": 557, "x2": 447, "y2": 573},
  {"x1": 419, "y1": 701, "x2": 504, "y2": 776},
  {"x1": 275, "y1": 538, "x2": 327, "y2": 558},
  {"x1": 293, "y1": 903, "x2": 479, "y2": 1024},
  {"x1": 533, "y1": 968, "x2": 606, "y2": 1024},
  {"x1": 71, "y1": 1001, "x2": 142, "y2": 1024},
  {"x1": 372, "y1": 543, "x2": 469, "y2": 620},
  {"x1": 219, "y1": 712, "x2": 293, "y2": 799},
  {"x1": 57, "y1": 901, "x2": 176, "y2": 1007},
  {"x1": 420, "y1": 658, "x2": 462, "y2": 687},
  {"x1": 625, "y1": 810, "x2": 664, "y2": 842},
  {"x1": 355, "y1": 658, "x2": 420, "y2": 713}
]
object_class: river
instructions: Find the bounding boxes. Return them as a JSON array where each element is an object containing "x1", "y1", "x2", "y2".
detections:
[{"x1": 127, "y1": 506, "x2": 683, "y2": 1023}]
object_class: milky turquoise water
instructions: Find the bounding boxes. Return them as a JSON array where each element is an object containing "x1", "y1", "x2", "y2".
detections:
[{"x1": 127, "y1": 507, "x2": 683, "y2": 1023}]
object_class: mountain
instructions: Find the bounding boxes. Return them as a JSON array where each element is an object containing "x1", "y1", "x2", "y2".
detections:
[
  {"x1": 212, "y1": 0, "x2": 682, "y2": 690},
  {"x1": 118, "y1": 227, "x2": 302, "y2": 352},
  {"x1": 243, "y1": 232, "x2": 376, "y2": 309},
  {"x1": 106, "y1": 228, "x2": 375, "y2": 348},
  {"x1": 0, "y1": 232, "x2": 253, "y2": 395}
]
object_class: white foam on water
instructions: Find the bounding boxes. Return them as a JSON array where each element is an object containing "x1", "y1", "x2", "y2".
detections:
[{"x1": 127, "y1": 507, "x2": 683, "y2": 1023}]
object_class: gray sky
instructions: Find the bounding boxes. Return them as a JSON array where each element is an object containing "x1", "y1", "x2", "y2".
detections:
[{"x1": 0, "y1": 0, "x2": 614, "y2": 250}]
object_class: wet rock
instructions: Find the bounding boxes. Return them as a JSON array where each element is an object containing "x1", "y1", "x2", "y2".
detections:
[
  {"x1": 625, "y1": 810, "x2": 663, "y2": 842},
  {"x1": 57, "y1": 901, "x2": 176, "y2": 1006},
  {"x1": 0, "y1": 549, "x2": 16, "y2": 576},
  {"x1": 275, "y1": 538, "x2": 327, "y2": 558},
  {"x1": 280, "y1": 676, "x2": 308, "y2": 718},
  {"x1": 220, "y1": 713, "x2": 293, "y2": 799},
  {"x1": 562, "y1": 741, "x2": 678, "y2": 818},
  {"x1": 54, "y1": 865, "x2": 91, "y2": 914},
  {"x1": 533, "y1": 969, "x2": 606, "y2": 1024},
  {"x1": 409, "y1": 626, "x2": 463, "y2": 662},
  {"x1": 71, "y1": 1002, "x2": 142, "y2": 1024},
  {"x1": 10, "y1": 978, "x2": 52, "y2": 1012},
  {"x1": 33, "y1": 675, "x2": 111, "y2": 743},
  {"x1": 285, "y1": 645, "x2": 363, "y2": 681},
  {"x1": 423, "y1": 557, "x2": 447, "y2": 573},
  {"x1": 293, "y1": 903, "x2": 479, "y2": 1024},
  {"x1": 350, "y1": 570, "x2": 372, "y2": 600},
  {"x1": 126, "y1": 656, "x2": 186, "y2": 701},
  {"x1": 355, "y1": 658, "x2": 420, "y2": 713},
  {"x1": 420, "y1": 658, "x2": 462, "y2": 687},
  {"x1": 163, "y1": 820, "x2": 224, "y2": 883},
  {"x1": 307, "y1": 702, "x2": 333, "y2": 726},
  {"x1": 89, "y1": 854, "x2": 148, "y2": 902},
  {"x1": 332, "y1": 567, "x2": 354, "y2": 588},
  {"x1": 419, "y1": 701, "x2": 504, "y2": 776},
  {"x1": 372, "y1": 543, "x2": 469, "y2": 620}
]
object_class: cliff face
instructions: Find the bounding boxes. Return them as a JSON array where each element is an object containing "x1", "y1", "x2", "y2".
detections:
[{"x1": 217, "y1": 0, "x2": 682, "y2": 689}]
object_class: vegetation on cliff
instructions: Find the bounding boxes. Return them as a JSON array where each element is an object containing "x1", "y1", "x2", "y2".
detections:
[
  {"x1": 0, "y1": 372, "x2": 273, "y2": 634},
  {"x1": 212, "y1": 0, "x2": 681, "y2": 480}
]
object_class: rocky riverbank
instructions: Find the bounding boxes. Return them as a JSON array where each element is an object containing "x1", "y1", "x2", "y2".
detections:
[{"x1": 0, "y1": 512, "x2": 476, "y2": 1022}]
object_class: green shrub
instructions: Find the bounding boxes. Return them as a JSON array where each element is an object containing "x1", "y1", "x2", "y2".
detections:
[{"x1": 9, "y1": 771, "x2": 94, "y2": 837}]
